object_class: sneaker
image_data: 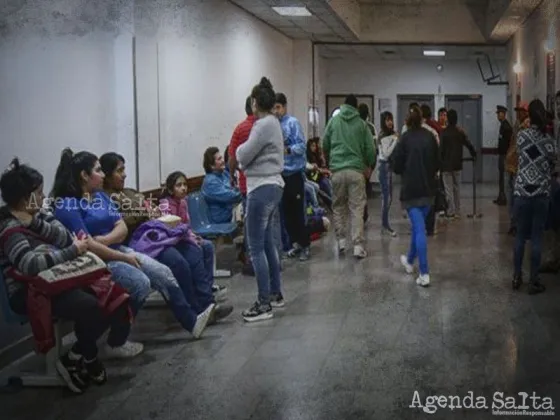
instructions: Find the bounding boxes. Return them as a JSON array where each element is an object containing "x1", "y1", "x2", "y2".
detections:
[
  {"x1": 192, "y1": 303, "x2": 215, "y2": 339},
  {"x1": 299, "y1": 247, "x2": 311, "y2": 261},
  {"x1": 55, "y1": 352, "x2": 88, "y2": 394},
  {"x1": 416, "y1": 274, "x2": 430, "y2": 287},
  {"x1": 400, "y1": 255, "x2": 414, "y2": 274},
  {"x1": 208, "y1": 303, "x2": 234, "y2": 325},
  {"x1": 353, "y1": 245, "x2": 367, "y2": 259},
  {"x1": 337, "y1": 239, "x2": 347, "y2": 253},
  {"x1": 242, "y1": 302, "x2": 273, "y2": 322},
  {"x1": 103, "y1": 341, "x2": 144, "y2": 359},
  {"x1": 83, "y1": 358, "x2": 107, "y2": 386},
  {"x1": 270, "y1": 293, "x2": 285, "y2": 308},
  {"x1": 287, "y1": 245, "x2": 302, "y2": 258},
  {"x1": 528, "y1": 282, "x2": 546, "y2": 295},
  {"x1": 212, "y1": 284, "x2": 228, "y2": 301},
  {"x1": 382, "y1": 228, "x2": 397, "y2": 237}
]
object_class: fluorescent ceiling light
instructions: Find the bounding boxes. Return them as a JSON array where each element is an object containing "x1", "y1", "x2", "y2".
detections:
[
  {"x1": 423, "y1": 50, "x2": 446, "y2": 57},
  {"x1": 272, "y1": 6, "x2": 312, "y2": 16}
]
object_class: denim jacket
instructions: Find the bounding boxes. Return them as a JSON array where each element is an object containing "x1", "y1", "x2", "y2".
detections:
[
  {"x1": 279, "y1": 114, "x2": 306, "y2": 176},
  {"x1": 201, "y1": 171, "x2": 242, "y2": 223}
]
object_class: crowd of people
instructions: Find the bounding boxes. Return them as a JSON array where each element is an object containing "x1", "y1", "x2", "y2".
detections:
[{"x1": 1, "y1": 75, "x2": 558, "y2": 394}]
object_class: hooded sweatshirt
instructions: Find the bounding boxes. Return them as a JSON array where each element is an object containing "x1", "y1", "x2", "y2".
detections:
[
  {"x1": 279, "y1": 114, "x2": 306, "y2": 176},
  {"x1": 322, "y1": 104, "x2": 376, "y2": 173}
]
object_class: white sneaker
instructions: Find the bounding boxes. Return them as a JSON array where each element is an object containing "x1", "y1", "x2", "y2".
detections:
[
  {"x1": 400, "y1": 255, "x2": 414, "y2": 274},
  {"x1": 192, "y1": 303, "x2": 215, "y2": 339},
  {"x1": 353, "y1": 245, "x2": 367, "y2": 259},
  {"x1": 102, "y1": 340, "x2": 144, "y2": 359},
  {"x1": 337, "y1": 239, "x2": 347, "y2": 253},
  {"x1": 416, "y1": 274, "x2": 430, "y2": 287}
]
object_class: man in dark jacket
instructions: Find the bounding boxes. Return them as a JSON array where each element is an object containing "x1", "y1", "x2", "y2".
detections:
[
  {"x1": 440, "y1": 109, "x2": 477, "y2": 218},
  {"x1": 495, "y1": 105, "x2": 512, "y2": 205}
]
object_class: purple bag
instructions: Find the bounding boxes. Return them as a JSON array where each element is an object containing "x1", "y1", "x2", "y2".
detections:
[{"x1": 128, "y1": 220, "x2": 197, "y2": 258}]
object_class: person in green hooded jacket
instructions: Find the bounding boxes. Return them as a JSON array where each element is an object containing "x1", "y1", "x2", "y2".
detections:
[{"x1": 323, "y1": 94, "x2": 376, "y2": 259}]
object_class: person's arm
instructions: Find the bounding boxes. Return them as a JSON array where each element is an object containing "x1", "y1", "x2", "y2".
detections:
[
  {"x1": 287, "y1": 119, "x2": 306, "y2": 156},
  {"x1": 363, "y1": 123, "x2": 376, "y2": 168},
  {"x1": 94, "y1": 219, "x2": 128, "y2": 247},
  {"x1": 28, "y1": 211, "x2": 74, "y2": 249},
  {"x1": 460, "y1": 130, "x2": 477, "y2": 158},
  {"x1": 2, "y1": 229, "x2": 79, "y2": 276},
  {"x1": 201, "y1": 176, "x2": 242, "y2": 204},
  {"x1": 322, "y1": 121, "x2": 332, "y2": 166},
  {"x1": 237, "y1": 120, "x2": 266, "y2": 169},
  {"x1": 433, "y1": 135, "x2": 441, "y2": 175},
  {"x1": 228, "y1": 126, "x2": 241, "y2": 183}
]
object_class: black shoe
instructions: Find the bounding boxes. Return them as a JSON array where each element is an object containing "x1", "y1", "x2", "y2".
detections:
[
  {"x1": 528, "y1": 282, "x2": 546, "y2": 295},
  {"x1": 242, "y1": 302, "x2": 273, "y2": 322},
  {"x1": 512, "y1": 274, "x2": 523, "y2": 290},
  {"x1": 83, "y1": 358, "x2": 107, "y2": 386},
  {"x1": 55, "y1": 353, "x2": 88, "y2": 394},
  {"x1": 270, "y1": 293, "x2": 285, "y2": 308},
  {"x1": 208, "y1": 304, "x2": 234, "y2": 325}
]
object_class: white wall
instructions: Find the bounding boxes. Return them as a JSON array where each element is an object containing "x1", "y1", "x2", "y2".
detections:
[
  {"x1": 324, "y1": 58, "x2": 507, "y2": 148},
  {"x1": 506, "y1": 0, "x2": 559, "y2": 121},
  {"x1": 138, "y1": 0, "x2": 294, "y2": 188},
  {"x1": 0, "y1": 0, "x2": 296, "y2": 193}
]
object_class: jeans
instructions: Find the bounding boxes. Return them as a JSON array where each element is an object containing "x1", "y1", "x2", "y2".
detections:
[
  {"x1": 282, "y1": 172, "x2": 310, "y2": 248},
  {"x1": 513, "y1": 196, "x2": 550, "y2": 282},
  {"x1": 507, "y1": 174, "x2": 516, "y2": 227},
  {"x1": 379, "y1": 161, "x2": 393, "y2": 229},
  {"x1": 406, "y1": 206, "x2": 431, "y2": 275},
  {"x1": 279, "y1": 200, "x2": 292, "y2": 252},
  {"x1": 442, "y1": 171, "x2": 461, "y2": 216},
  {"x1": 305, "y1": 181, "x2": 320, "y2": 208},
  {"x1": 156, "y1": 242, "x2": 214, "y2": 314},
  {"x1": 108, "y1": 246, "x2": 197, "y2": 331},
  {"x1": 332, "y1": 169, "x2": 367, "y2": 246},
  {"x1": 246, "y1": 184, "x2": 283, "y2": 305},
  {"x1": 318, "y1": 177, "x2": 332, "y2": 199},
  {"x1": 10, "y1": 287, "x2": 130, "y2": 359}
]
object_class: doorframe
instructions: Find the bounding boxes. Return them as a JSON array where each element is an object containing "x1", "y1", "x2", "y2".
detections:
[
  {"x1": 325, "y1": 94, "x2": 374, "y2": 123},
  {"x1": 396, "y1": 94, "x2": 435, "y2": 126},
  {"x1": 444, "y1": 94, "x2": 483, "y2": 182}
]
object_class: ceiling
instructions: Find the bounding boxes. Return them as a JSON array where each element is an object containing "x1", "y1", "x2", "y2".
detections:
[
  {"x1": 229, "y1": 0, "x2": 543, "y2": 44},
  {"x1": 318, "y1": 44, "x2": 508, "y2": 61}
]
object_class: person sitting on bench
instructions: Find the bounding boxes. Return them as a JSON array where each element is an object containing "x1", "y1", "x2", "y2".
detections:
[
  {"x1": 201, "y1": 147, "x2": 242, "y2": 224},
  {"x1": 99, "y1": 154, "x2": 232, "y2": 324},
  {"x1": 0, "y1": 158, "x2": 135, "y2": 394}
]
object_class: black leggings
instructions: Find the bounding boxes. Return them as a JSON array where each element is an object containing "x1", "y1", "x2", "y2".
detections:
[
  {"x1": 282, "y1": 173, "x2": 310, "y2": 248},
  {"x1": 10, "y1": 287, "x2": 131, "y2": 360}
]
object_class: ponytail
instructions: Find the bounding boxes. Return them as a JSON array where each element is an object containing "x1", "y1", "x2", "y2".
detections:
[{"x1": 51, "y1": 148, "x2": 98, "y2": 199}]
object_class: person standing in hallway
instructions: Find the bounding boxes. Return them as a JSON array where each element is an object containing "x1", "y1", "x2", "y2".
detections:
[
  {"x1": 494, "y1": 105, "x2": 512, "y2": 206},
  {"x1": 377, "y1": 111, "x2": 398, "y2": 236},
  {"x1": 237, "y1": 77, "x2": 285, "y2": 322},
  {"x1": 274, "y1": 93, "x2": 311, "y2": 261},
  {"x1": 512, "y1": 99, "x2": 557, "y2": 295},
  {"x1": 393, "y1": 105, "x2": 440, "y2": 287},
  {"x1": 358, "y1": 103, "x2": 378, "y2": 224},
  {"x1": 505, "y1": 103, "x2": 530, "y2": 235},
  {"x1": 438, "y1": 108, "x2": 448, "y2": 129},
  {"x1": 229, "y1": 96, "x2": 257, "y2": 276},
  {"x1": 440, "y1": 109, "x2": 477, "y2": 219},
  {"x1": 323, "y1": 94, "x2": 376, "y2": 259}
]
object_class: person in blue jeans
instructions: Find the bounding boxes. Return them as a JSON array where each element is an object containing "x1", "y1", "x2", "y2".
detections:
[
  {"x1": 99, "y1": 154, "x2": 232, "y2": 324},
  {"x1": 512, "y1": 99, "x2": 557, "y2": 294},
  {"x1": 377, "y1": 111, "x2": 399, "y2": 236},
  {"x1": 51, "y1": 149, "x2": 215, "y2": 342},
  {"x1": 236, "y1": 76, "x2": 285, "y2": 322},
  {"x1": 392, "y1": 105, "x2": 440, "y2": 287}
]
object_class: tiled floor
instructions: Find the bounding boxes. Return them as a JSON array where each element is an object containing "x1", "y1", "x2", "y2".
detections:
[{"x1": 2, "y1": 185, "x2": 560, "y2": 419}]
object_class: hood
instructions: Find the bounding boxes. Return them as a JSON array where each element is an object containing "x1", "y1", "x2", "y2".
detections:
[{"x1": 338, "y1": 104, "x2": 360, "y2": 121}]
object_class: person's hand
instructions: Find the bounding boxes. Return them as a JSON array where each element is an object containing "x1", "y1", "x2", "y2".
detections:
[
  {"x1": 11, "y1": 210, "x2": 33, "y2": 227},
  {"x1": 123, "y1": 253, "x2": 141, "y2": 268},
  {"x1": 93, "y1": 235, "x2": 108, "y2": 246},
  {"x1": 148, "y1": 206, "x2": 162, "y2": 219},
  {"x1": 72, "y1": 233, "x2": 88, "y2": 255}
]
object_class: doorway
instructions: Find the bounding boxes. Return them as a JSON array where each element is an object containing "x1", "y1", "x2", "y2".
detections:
[
  {"x1": 396, "y1": 95, "x2": 435, "y2": 129},
  {"x1": 445, "y1": 95, "x2": 483, "y2": 183},
  {"x1": 326, "y1": 94, "x2": 374, "y2": 124}
]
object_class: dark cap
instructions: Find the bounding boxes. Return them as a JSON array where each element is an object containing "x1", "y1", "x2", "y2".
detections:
[{"x1": 496, "y1": 105, "x2": 507, "y2": 113}]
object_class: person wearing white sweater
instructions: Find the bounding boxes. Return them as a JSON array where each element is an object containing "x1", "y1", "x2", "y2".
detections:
[{"x1": 378, "y1": 111, "x2": 398, "y2": 236}]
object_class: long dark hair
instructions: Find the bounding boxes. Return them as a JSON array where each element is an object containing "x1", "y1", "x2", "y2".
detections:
[
  {"x1": 407, "y1": 105, "x2": 423, "y2": 129},
  {"x1": 162, "y1": 171, "x2": 188, "y2": 198},
  {"x1": 528, "y1": 99, "x2": 547, "y2": 134},
  {"x1": 100, "y1": 152, "x2": 125, "y2": 189},
  {"x1": 380, "y1": 111, "x2": 395, "y2": 136},
  {"x1": 51, "y1": 148, "x2": 98, "y2": 198},
  {"x1": 0, "y1": 158, "x2": 43, "y2": 208},
  {"x1": 251, "y1": 77, "x2": 276, "y2": 113},
  {"x1": 306, "y1": 137, "x2": 323, "y2": 165}
]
